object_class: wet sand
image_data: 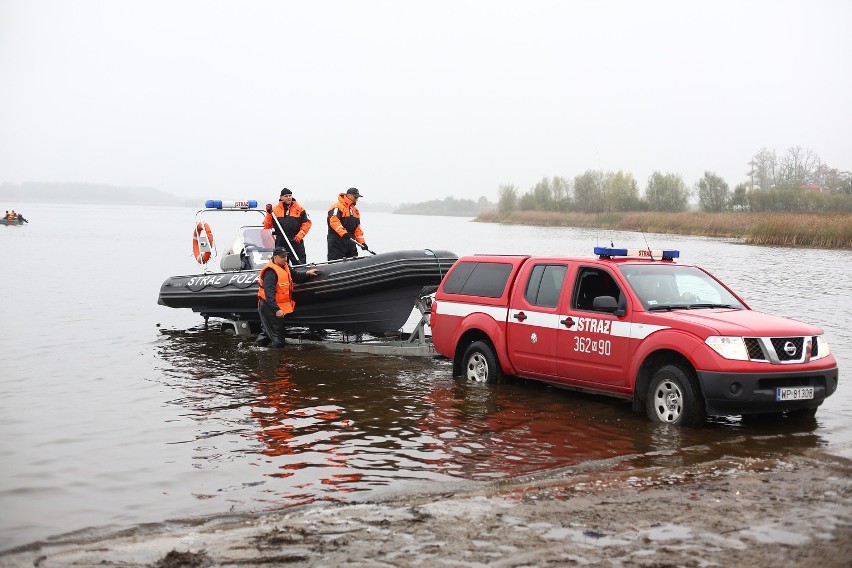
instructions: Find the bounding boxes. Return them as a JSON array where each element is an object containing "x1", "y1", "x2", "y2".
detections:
[{"x1": 3, "y1": 445, "x2": 850, "y2": 568}]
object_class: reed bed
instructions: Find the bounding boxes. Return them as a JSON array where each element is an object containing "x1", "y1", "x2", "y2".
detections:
[{"x1": 476, "y1": 211, "x2": 852, "y2": 249}]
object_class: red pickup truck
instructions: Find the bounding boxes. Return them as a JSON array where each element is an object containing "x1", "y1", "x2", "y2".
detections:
[{"x1": 429, "y1": 247, "x2": 838, "y2": 426}]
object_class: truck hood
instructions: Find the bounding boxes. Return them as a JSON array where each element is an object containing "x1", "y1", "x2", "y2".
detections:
[{"x1": 651, "y1": 309, "x2": 823, "y2": 337}]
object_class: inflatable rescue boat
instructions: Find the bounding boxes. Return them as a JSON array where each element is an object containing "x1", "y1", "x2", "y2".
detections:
[
  {"x1": 1, "y1": 214, "x2": 27, "y2": 226},
  {"x1": 157, "y1": 200, "x2": 458, "y2": 334}
]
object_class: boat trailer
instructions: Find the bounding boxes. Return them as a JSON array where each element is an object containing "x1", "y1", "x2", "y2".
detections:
[{"x1": 219, "y1": 294, "x2": 437, "y2": 357}]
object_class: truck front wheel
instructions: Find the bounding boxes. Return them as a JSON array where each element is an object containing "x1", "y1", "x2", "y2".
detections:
[
  {"x1": 462, "y1": 341, "x2": 503, "y2": 384},
  {"x1": 645, "y1": 365, "x2": 705, "y2": 427}
]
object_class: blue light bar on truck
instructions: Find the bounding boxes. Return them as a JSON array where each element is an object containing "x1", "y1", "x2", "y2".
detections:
[
  {"x1": 595, "y1": 247, "x2": 680, "y2": 260},
  {"x1": 205, "y1": 200, "x2": 258, "y2": 209}
]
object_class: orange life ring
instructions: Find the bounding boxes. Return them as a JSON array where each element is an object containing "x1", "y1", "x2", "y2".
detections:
[{"x1": 192, "y1": 222, "x2": 214, "y2": 264}]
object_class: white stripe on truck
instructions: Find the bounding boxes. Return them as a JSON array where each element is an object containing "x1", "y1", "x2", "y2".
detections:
[
  {"x1": 437, "y1": 302, "x2": 669, "y2": 339},
  {"x1": 435, "y1": 301, "x2": 509, "y2": 321}
]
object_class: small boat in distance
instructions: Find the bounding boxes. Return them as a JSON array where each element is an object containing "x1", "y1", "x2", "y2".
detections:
[
  {"x1": 2, "y1": 211, "x2": 28, "y2": 225},
  {"x1": 157, "y1": 200, "x2": 458, "y2": 334}
]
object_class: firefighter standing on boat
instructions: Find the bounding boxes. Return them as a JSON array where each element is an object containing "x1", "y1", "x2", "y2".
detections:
[
  {"x1": 327, "y1": 187, "x2": 369, "y2": 261},
  {"x1": 264, "y1": 188, "x2": 312, "y2": 264},
  {"x1": 256, "y1": 247, "x2": 319, "y2": 347}
]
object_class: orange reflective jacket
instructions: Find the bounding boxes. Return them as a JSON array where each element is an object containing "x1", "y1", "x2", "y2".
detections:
[
  {"x1": 326, "y1": 194, "x2": 364, "y2": 243},
  {"x1": 258, "y1": 261, "x2": 296, "y2": 315},
  {"x1": 264, "y1": 201, "x2": 312, "y2": 243}
]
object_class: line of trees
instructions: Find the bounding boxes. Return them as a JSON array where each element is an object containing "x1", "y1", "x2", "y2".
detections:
[{"x1": 497, "y1": 147, "x2": 852, "y2": 216}]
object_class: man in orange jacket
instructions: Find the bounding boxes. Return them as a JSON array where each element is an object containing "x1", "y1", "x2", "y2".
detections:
[
  {"x1": 327, "y1": 187, "x2": 368, "y2": 261},
  {"x1": 264, "y1": 188, "x2": 312, "y2": 265},
  {"x1": 255, "y1": 247, "x2": 319, "y2": 347}
]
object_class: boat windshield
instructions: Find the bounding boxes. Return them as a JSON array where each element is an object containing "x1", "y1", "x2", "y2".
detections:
[
  {"x1": 618, "y1": 264, "x2": 746, "y2": 311},
  {"x1": 241, "y1": 227, "x2": 275, "y2": 250}
]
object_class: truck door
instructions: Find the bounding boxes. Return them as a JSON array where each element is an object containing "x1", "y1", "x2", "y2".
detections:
[
  {"x1": 556, "y1": 266, "x2": 631, "y2": 389},
  {"x1": 506, "y1": 262, "x2": 569, "y2": 379}
]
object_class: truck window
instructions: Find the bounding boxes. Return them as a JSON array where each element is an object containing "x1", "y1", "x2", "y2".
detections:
[
  {"x1": 442, "y1": 262, "x2": 476, "y2": 294},
  {"x1": 619, "y1": 264, "x2": 745, "y2": 309},
  {"x1": 443, "y1": 261, "x2": 513, "y2": 298},
  {"x1": 524, "y1": 264, "x2": 567, "y2": 308},
  {"x1": 573, "y1": 268, "x2": 621, "y2": 311}
]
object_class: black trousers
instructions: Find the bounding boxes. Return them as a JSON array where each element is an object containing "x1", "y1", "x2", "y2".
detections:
[
  {"x1": 327, "y1": 235, "x2": 357, "y2": 261},
  {"x1": 276, "y1": 237, "x2": 307, "y2": 265},
  {"x1": 290, "y1": 240, "x2": 307, "y2": 265},
  {"x1": 257, "y1": 303, "x2": 288, "y2": 347}
]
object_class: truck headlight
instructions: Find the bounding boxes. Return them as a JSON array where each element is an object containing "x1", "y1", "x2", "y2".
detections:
[
  {"x1": 812, "y1": 335, "x2": 831, "y2": 360},
  {"x1": 705, "y1": 336, "x2": 749, "y2": 361}
]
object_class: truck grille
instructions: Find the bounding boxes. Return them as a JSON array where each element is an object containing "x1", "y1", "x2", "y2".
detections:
[
  {"x1": 744, "y1": 336, "x2": 812, "y2": 364},
  {"x1": 744, "y1": 338, "x2": 765, "y2": 360},
  {"x1": 770, "y1": 337, "x2": 804, "y2": 361}
]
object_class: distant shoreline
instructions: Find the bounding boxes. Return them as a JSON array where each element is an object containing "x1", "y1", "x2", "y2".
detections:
[
  {"x1": 475, "y1": 210, "x2": 852, "y2": 249},
  {"x1": 0, "y1": 182, "x2": 190, "y2": 207}
]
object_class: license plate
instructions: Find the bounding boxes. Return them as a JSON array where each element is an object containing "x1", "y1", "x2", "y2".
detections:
[{"x1": 776, "y1": 387, "x2": 814, "y2": 401}]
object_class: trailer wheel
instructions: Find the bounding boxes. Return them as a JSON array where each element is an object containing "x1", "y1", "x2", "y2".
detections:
[
  {"x1": 645, "y1": 364, "x2": 704, "y2": 427},
  {"x1": 462, "y1": 341, "x2": 503, "y2": 384}
]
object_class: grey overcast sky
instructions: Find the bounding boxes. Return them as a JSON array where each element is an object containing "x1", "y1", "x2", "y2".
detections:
[{"x1": 1, "y1": 0, "x2": 850, "y2": 204}]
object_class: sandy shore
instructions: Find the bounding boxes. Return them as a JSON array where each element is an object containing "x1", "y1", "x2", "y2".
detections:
[{"x1": 2, "y1": 447, "x2": 851, "y2": 567}]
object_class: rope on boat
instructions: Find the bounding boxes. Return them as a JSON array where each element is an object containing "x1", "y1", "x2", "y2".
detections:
[{"x1": 423, "y1": 248, "x2": 445, "y2": 284}]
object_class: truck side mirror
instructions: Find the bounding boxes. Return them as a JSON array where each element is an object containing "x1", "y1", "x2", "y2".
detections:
[{"x1": 592, "y1": 295, "x2": 621, "y2": 315}]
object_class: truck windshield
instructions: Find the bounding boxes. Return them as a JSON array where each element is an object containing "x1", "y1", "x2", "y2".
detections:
[{"x1": 618, "y1": 264, "x2": 746, "y2": 311}]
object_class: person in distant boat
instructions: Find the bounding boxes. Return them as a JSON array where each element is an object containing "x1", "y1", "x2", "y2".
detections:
[
  {"x1": 255, "y1": 247, "x2": 319, "y2": 348},
  {"x1": 327, "y1": 187, "x2": 368, "y2": 261},
  {"x1": 264, "y1": 188, "x2": 312, "y2": 265},
  {"x1": 6, "y1": 210, "x2": 16, "y2": 220}
]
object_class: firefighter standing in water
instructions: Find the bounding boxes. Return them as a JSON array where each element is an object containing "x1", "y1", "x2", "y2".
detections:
[
  {"x1": 327, "y1": 187, "x2": 368, "y2": 261},
  {"x1": 264, "y1": 188, "x2": 312, "y2": 265},
  {"x1": 256, "y1": 247, "x2": 319, "y2": 347}
]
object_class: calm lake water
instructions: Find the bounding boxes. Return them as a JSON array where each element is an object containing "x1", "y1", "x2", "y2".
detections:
[{"x1": 1, "y1": 203, "x2": 850, "y2": 551}]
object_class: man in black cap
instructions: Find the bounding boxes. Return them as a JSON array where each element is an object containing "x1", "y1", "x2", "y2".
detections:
[
  {"x1": 326, "y1": 187, "x2": 369, "y2": 261},
  {"x1": 255, "y1": 247, "x2": 319, "y2": 347},
  {"x1": 264, "y1": 188, "x2": 312, "y2": 264}
]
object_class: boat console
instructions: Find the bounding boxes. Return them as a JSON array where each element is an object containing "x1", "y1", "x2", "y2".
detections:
[{"x1": 221, "y1": 226, "x2": 275, "y2": 271}]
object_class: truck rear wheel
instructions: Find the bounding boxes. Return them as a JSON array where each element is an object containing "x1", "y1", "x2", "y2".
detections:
[
  {"x1": 462, "y1": 341, "x2": 503, "y2": 384},
  {"x1": 645, "y1": 364, "x2": 704, "y2": 427}
]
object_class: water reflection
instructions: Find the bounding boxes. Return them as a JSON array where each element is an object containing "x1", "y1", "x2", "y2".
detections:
[
  {"x1": 417, "y1": 381, "x2": 643, "y2": 479},
  {"x1": 154, "y1": 324, "x2": 828, "y2": 510},
  {"x1": 251, "y1": 364, "x2": 362, "y2": 496}
]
